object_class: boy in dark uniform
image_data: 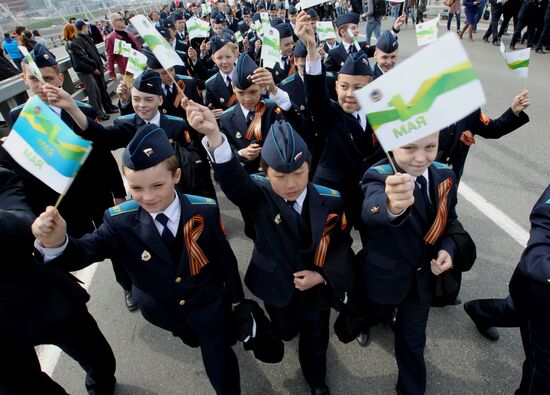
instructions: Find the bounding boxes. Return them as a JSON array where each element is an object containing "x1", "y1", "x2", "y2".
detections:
[
  {"x1": 268, "y1": 23, "x2": 296, "y2": 85},
  {"x1": 463, "y1": 185, "x2": 550, "y2": 394},
  {"x1": 0, "y1": 168, "x2": 116, "y2": 395},
  {"x1": 360, "y1": 132, "x2": 458, "y2": 394},
  {"x1": 204, "y1": 35, "x2": 240, "y2": 117},
  {"x1": 296, "y1": 12, "x2": 383, "y2": 241},
  {"x1": 372, "y1": 30, "x2": 399, "y2": 79},
  {"x1": 32, "y1": 124, "x2": 244, "y2": 395},
  {"x1": 117, "y1": 50, "x2": 202, "y2": 119},
  {"x1": 187, "y1": 102, "x2": 353, "y2": 395}
]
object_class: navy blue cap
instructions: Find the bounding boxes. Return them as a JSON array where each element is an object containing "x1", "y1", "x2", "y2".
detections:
[
  {"x1": 210, "y1": 35, "x2": 231, "y2": 54},
  {"x1": 160, "y1": 11, "x2": 168, "y2": 19},
  {"x1": 221, "y1": 28, "x2": 236, "y2": 41},
  {"x1": 172, "y1": 12, "x2": 184, "y2": 22},
  {"x1": 269, "y1": 4, "x2": 277, "y2": 10},
  {"x1": 75, "y1": 19, "x2": 87, "y2": 30},
  {"x1": 306, "y1": 9, "x2": 319, "y2": 19},
  {"x1": 122, "y1": 124, "x2": 176, "y2": 171},
  {"x1": 156, "y1": 26, "x2": 171, "y2": 40},
  {"x1": 252, "y1": 13, "x2": 261, "y2": 22},
  {"x1": 276, "y1": 3, "x2": 284, "y2": 9},
  {"x1": 214, "y1": 15, "x2": 227, "y2": 24},
  {"x1": 288, "y1": 5, "x2": 297, "y2": 15},
  {"x1": 225, "y1": 5, "x2": 232, "y2": 13},
  {"x1": 270, "y1": 17, "x2": 283, "y2": 27},
  {"x1": 133, "y1": 69, "x2": 163, "y2": 95},
  {"x1": 164, "y1": 20, "x2": 175, "y2": 30},
  {"x1": 274, "y1": 23, "x2": 292, "y2": 39},
  {"x1": 242, "y1": 7, "x2": 251, "y2": 15},
  {"x1": 184, "y1": 12, "x2": 192, "y2": 20},
  {"x1": 26, "y1": 43, "x2": 57, "y2": 68},
  {"x1": 335, "y1": 12, "x2": 360, "y2": 28},
  {"x1": 233, "y1": 53, "x2": 257, "y2": 90},
  {"x1": 211, "y1": 9, "x2": 219, "y2": 18},
  {"x1": 142, "y1": 49, "x2": 163, "y2": 70},
  {"x1": 261, "y1": 121, "x2": 308, "y2": 173},
  {"x1": 238, "y1": 20, "x2": 249, "y2": 34},
  {"x1": 293, "y1": 40, "x2": 307, "y2": 57},
  {"x1": 376, "y1": 30, "x2": 399, "y2": 53},
  {"x1": 339, "y1": 52, "x2": 373, "y2": 76}
]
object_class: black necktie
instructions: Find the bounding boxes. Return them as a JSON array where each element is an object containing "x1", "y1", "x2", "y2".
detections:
[
  {"x1": 226, "y1": 75, "x2": 232, "y2": 88},
  {"x1": 348, "y1": 45, "x2": 355, "y2": 55},
  {"x1": 164, "y1": 84, "x2": 172, "y2": 95},
  {"x1": 286, "y1": 200, "x2": 296, "y2": 212},
  {"x1": 156, "y1": 213, "x2": 175, "y2": 248},
  {"x1": 416, "y1": 176, "x2": 431, "y2": 212},
  {"x1": 246, "y1": 111, "x2": 254, "y2": 126}
]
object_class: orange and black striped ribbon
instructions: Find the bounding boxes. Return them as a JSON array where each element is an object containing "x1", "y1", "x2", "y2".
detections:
[
  {"x1": 227, "y1": 93, "x2": 238, "y2": 107},
  {"x1": 314, "y1": 213, "x2": 339, "y2": 268},
  {"x1": 288, "y1": 56, "x2": 296, "y2": 77},
  {"x1": 184, "y1": 214, "x2": 209, "y2": 276},
  {"x1": 245, "y1": 101, "x2": 267, "y2": 141},
  {"x1": 424, "y1": 178, "x2": 454, "y2": 245}
]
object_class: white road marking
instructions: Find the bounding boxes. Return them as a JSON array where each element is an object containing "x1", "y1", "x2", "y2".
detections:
[{"x1": 458, "y1": 182, "x2": 529, "y2": 248}]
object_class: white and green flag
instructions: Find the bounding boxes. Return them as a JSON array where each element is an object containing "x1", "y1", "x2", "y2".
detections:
[
  {"x1": 113, "y1": 39, "x2": 131, "y2": 56},
  {"x1": 500, "y1": 42, "x2": 530, "y2": 78},
  {"x1": 348, "y1": 28, "x2": 361, "y2": 52},
  {"x1": 18, "y1": 46, "x2": 44, "y2": 84},
  {"x1": 354, "y1": 33, "x2": 486, "y2": 152},
  {"x1": 130, "y1": 15, "x2": 184, "y2": 69},
  {"x1": 260, "y1": 26, "x2": 281, "y2": 69},
  {"x1": 201, "y1": 3, "x2": 212, "y2": 15},
  {"x1": 296, "y1": 0, "x2": 326, "y2": 10},
  {"x1": 316, "y1": 22, "x2": 336, "y2": 41},
  {"x1": 415, "y1": 15, "x2": 440, "y2": 46},
  {"x1": 235, "y1": 31, "x2": 244, "y2": 43},
  {"x1": 126, "y1": 49, "x2": 148, "y2": 76},
  {"x1": 186, "y1": 16, "x2": 211, "y2": 41}
]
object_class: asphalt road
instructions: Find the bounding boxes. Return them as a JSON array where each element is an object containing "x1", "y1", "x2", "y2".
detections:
[{"x1": 40, "y1": 19, "x2": 550, "y2": 395}]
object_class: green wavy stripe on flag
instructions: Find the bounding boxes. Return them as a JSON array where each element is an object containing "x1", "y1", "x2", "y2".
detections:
[
  {"x1": 263, "y1": 37, "x2": 280, "y2": 50},
  {"x1": 368, "y1": 61, "x2": 477, "y2": 129},
  {"x1": 19, "y1": 111, "x2": 88, "y2": 161},
  {"x1": 506, "y1": 59, "x2": 529, "y2": 70},
  {"x1": 416, "y1": 29, "x2": 435, "y2": 36},
  {"x1": 143, "y1": 34, "x2": 171, "y2": 51},
  {"x1": 318, "y1": 27, "x2": 333, "y2": 33}
]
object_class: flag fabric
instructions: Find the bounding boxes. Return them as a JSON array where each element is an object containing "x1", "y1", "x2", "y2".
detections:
[
  {"x1": 296, "y1": 0, "x2": 326, "y2": 10},
  {"x1": 348, "y1": 28, "x2": 361, "y2": 51},
  {"x1": 18, "y1": 46, "x2": 44, "y2": 84},
  {"x1": 201, "y1": 3, "x2": 212, "y2": 14},
  {"x1": 126, "y1": 49, "x2": 148, "y2": 76},
  {"x1": 130, "y1": 15, "x2": 184, "y2": 69},
  {"x1": 500, "y1": 42, "x2": 530, "y2": 78},
  {"x1": 235, "y1": 31, "x2": 244, "y2": 43},
  {"x1": 3, "y1": 96, "x2": 93, "y2": 194},
  {"x1": 113, "y1": 38, "x2": 124, "y2": 55},
  {"x1": 415, "y1": 15, "x2": 440, "y2": 46},
  {"x1": 316, "y1": 22, "x2": 336, "y2": 41},
  {"x1": 186, "y1": 17, "x2": 211, "y2": 41},
  {"x1": 354, "y1": 33, "x2": 486, "y2": 152},
  {"x1": 260, "y1": 26, "x2": 281, "y2": 69}
]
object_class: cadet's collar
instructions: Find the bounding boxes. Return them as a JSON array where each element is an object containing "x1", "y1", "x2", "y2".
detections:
[
  {"x1": 412, "y1": 169, "x2": 430, "y2": 188},
  {"x1": 285, "y1": 187, "x2": 307, "y2": 214},
  {"x1": 149, "y1": 192, "x2": 181, "y2": 230},
  {"x1": 239, "y1": 103, "x2": 251, "y2": 119},
  {"x1": 142, "y1": 110, "x2": 161, "y2": 126}
]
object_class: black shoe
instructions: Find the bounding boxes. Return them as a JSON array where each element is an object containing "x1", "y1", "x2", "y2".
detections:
[
  {"x1": 99, "y1": 114, "x2": 110, "y2": 121},
  {"x1": 451, "y1": 297, "x2": 462, "y2": 305},
  {"x1": 509, "y1": 44, "x2": 516, "y2": 50},
  {"x1": 124, "y1": 290, "x2": 138, "y2": 311},
  {"x1": 356, "y1": 329, "x2": 370, "y2": 347},
  {"x1": 106, "y1": 107, "x2": 119, "y2": 114},
  {"x1": 311, "y1": 386, "x2": 330, "y2": 395},
  {"x1": 536, "y1": 48, "x2": 545, "y2": 54},
  {"x1": 464, "y1": 302, "x2": 500, "y2": 341},
  {"x1": 492, "y1": 40, "x2": 500, "y2": 46},
  {"x1": 483, "y1": 37, "x2": 489, "y2": 43}
]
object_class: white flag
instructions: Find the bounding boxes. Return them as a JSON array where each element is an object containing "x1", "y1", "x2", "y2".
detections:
[
  {"x1": 355, "y1": 33, "x2": 486, "y2": 152},
  {"x1": 500, "y1": 42, "x2": 530, "y2": 78},
  {"x1": 186, "y1": 17, "x2": 211, "y2": 41},
  {"x1": 126, "y1": 49, "x2": 148, "y2": 76},
  {"x1": 316, "y1": 22, "x2": 336, "y2": 41},
  {"x1": 260, "y1": 26, "x2": 281, "y2": 69},
  {"x1": 415, "y1": 15, "x2": 440, "y2": 47}
]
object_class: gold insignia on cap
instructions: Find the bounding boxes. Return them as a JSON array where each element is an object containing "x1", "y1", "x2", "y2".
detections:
[
  {"x1": 220, "y1": 97, "x2": 225, "y2": 103},
  {"x1": 370, "y1": 206, "x2": 380, "y2": 214},
  {"x1": 275, "y1": 70, "x2": 280, "y2": 75},
  {"x1": 236, "y1": 131, "x2": 242, "y2": 139},
  {"x1": 274, "y1": 213, "x2": 282, "y2": 224},
  {"x1": 162, "y1": 108, "x2": 167, "y2": 113},
  {"x1": 300, "y1": 105, "x2": 305, "y2": 111},
  {"x1": 141, "y1": 250, "x2": 151, "y2": 261}
]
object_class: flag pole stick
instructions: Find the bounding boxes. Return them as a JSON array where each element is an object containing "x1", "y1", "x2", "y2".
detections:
[
  {"x1": 385, "y1": 151, "x2": 398, "y2": 174},
  {"x1": 54, "y1": 194, "x2": 65, "y2": 209}
]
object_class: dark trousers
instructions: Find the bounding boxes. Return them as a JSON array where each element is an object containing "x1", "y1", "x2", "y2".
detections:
[
  {"x1": 265, "y1": 294, "x2": 330, "y2": 390},
  {"x1": 511, "y1": 16, "x2": 542, "y2": 47},
  {"x1": 467, "y1": 294, "x2": 550, "y2": 394},
  {"x1": 484, "y1": 4, "x2": 504, "y2": 41},
  {"x1": 536, "y1": 5, "x2": 550, "y2": 49},
  {"x1": 499, "y1": 5, "x2": 520, "y2": 37},
  {"x1": 363, "y1": 289, "x2": 431, "y2": 395},
  {"x1": 93, "y1": 73, "x2": 115, "y2": 112},
  {"x1": 0, "y1": 309, "x2": 116, "y2": 395},
  {"x1": 171, "y1": 297, "x2": 240, "y2": 395}
]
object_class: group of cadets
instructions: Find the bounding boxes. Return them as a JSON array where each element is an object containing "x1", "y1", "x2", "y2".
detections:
[{"x1": 0, "y1": 1, "x2": 547, "y2": 395}]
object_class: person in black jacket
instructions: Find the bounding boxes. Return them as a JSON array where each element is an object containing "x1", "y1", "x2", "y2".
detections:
[
  {"x1": 0, "y1": 168, "x2": 116, "y2": 395},
  {"x1": 0, "y1": 51, "x2": 19, "y2": 81},
  {"x1": 63, "y1": 22, "x2": 108, "y2": 121}
]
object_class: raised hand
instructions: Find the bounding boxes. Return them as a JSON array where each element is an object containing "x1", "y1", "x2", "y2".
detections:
[
  {"x1": 32, "y1": 206, "x2": 67, "y2": 248},
  {"x1": 385, "y1": 173, "x2": 415, "y2": 215}
]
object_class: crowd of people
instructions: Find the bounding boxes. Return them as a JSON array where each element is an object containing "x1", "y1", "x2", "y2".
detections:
[{"x1": 0, "y1": 1, "x2": 548, "y2": 395}]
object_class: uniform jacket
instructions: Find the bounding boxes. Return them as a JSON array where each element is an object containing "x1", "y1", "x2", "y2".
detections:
[
  {"x1": 438, "y1": 107, "x2": 529, "y2": 181},
  {"x1": 373, "y1": 63, "x2": 384, "y2": 79},
  {"x1": 0, "y1": 168, "x2": 89, "y2": 339},
  {"x1": 45, "y1": 195, "x2": 244, "y2": 334},
  {"x1": 204, "y1": 71, "x2": 235, "y2": 110},
  {"x1": 1, "y1": 102, "x2": 125, "y2": 237},
  {"x1": 510, "y1": 184, "x2": 550, "y2": 300},
  {"x1": 325, "y1": 43, "x2": 376, "y2": 72},
  {"x1": 220, "y1": 100, "x2": 284, "y2": 174},
  {"x1": 304, "y1": 69, "x2": 384, "y2": 227},
  {"x1": 212, "y1": 154, "x2": 353, "y2": 308},
  {"x1": 360, "y1": 160, "x2": 458, "y2": 306},
  {"x1": 269, "y1": 58, "x2": 294, "y2": 85}
]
